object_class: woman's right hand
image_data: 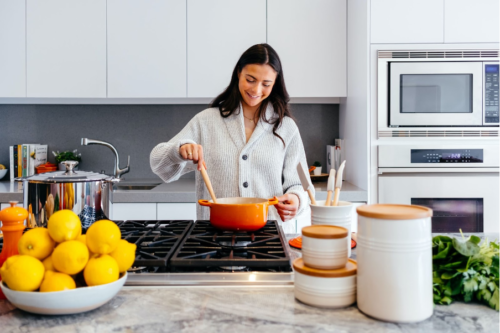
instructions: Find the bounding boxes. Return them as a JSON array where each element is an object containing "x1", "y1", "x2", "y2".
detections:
[{"x1": 179, "y1": 143, "x2": 206, "y2": 171}]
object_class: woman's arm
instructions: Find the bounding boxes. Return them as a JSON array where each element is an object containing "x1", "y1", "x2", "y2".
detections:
[
  {"x1": 150, "y1": 114, "x2": 202, "y2": 183},
  {"x1": 281, "y1": 130, "x2": 314, "y2": 217}
]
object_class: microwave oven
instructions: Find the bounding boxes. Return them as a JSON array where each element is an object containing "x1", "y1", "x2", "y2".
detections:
[{"x1": 378, "y1": 50, "x2": 499, "y2": 130}]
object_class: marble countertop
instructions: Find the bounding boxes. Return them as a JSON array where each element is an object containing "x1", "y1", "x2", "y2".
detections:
[
  {"x1": 0, "y1": 233, "x2": 498, "y2": 332},
  {"x1": 0, "y1": 178, "x2": 368, "y2": 204}
]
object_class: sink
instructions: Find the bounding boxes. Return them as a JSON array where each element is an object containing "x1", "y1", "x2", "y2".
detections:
[{"x1": 113, "y1": 183, "x2": 160, "y2": 191}]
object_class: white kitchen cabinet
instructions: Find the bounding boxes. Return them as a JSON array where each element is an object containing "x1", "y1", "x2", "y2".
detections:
[
  {"x1": 187, "y1": 0, "x2": 266, "y2": 98},
  {"x1": 157, "y1": 203, "x2": 196, "y2": 220},
  {"x1": 444, "y1": 0, "x2": 499, "y2": 43},
  {"x1": 371, "y1": 0, "x2": 444, "y2": 44},
  {"x1": 268, "y1": 0, "x2": 346, "y2": 97},
  {"x1": 0, "y1": 0, "x2": 25, "y2": 97},
  {"x1": 107, "y1": 0, "x2": 187, "y2": 98},
  {"x1": 112, "y1": 203, "x2": 157, "y2": 221},
  {"x1": 26, "y1": 0, "x2": 106, "y2": 97}
]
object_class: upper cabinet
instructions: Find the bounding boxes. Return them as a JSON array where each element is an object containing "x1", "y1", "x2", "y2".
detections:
[
  {"x1": 187, "y1": 0, "x2": 266, "y2": 98},
  {"x1": 0, "y1": 0, "x2": 26, "y2": 97},
  {"x1": 107, "y1": 0, "x2": 186, "y2": 98},
  {"x1": 444, "y1": 0, "x2": 499, "y2": 43},
  {"x1": 371, "y1": 0, "x2": 444, "y2": 44},
  {"x1": 27, "y1": 0, "x2": 106, "y2": 97},
  {"x1": 268, "y1": 0, "x2": 346, "y2": 97}
]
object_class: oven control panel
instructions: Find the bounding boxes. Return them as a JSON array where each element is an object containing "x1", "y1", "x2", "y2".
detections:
[
  {"x1": 485, "y1": 64, "x2": 499, "y2": 124},
  {"x1": 411, "y1": 149, "x2": 483, "y2": 163}
]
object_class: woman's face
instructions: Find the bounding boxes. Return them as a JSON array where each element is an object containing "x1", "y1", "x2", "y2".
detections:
[{"x1": 238, "y1": 64, "x2": 277, "y2": 109}]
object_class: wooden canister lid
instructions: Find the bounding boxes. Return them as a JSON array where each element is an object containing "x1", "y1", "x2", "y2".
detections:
[
  {"x1": 293, "y1": 258, "x2": 357, "y2": 278},
  {"x1": 302, "y1": 225, "x2": 348, "y2": 239},
  {"x1": 356, "y1": 204, "x2": 432, "y2": 220}
]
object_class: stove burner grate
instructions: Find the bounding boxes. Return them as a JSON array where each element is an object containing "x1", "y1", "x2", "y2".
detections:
[
  {"x1": 116, "y1": 220, "x2": 193, "y2": 267},
  {"x1": 170, "y1": 220, "x2": 292, "y2": 270}
]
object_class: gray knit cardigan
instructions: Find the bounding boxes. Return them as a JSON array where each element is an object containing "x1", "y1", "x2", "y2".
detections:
[{"x1": 150, "y1": 104, "x2": 313, "y2": 230}]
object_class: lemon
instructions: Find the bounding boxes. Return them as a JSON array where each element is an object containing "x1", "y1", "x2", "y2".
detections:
[
  {"x1": 52, "y1": 240, "x2": 89, "y2": 275},
  {"x1": 40, "y1": 270, "x2": 76, "y2": 292},
  {"x1": 42, "y1": 255, "x2": 57, "y2": 272},
  {"x1": 0, "y1": 255, "x2": 45, "y2": 291},
  {"x1": 86, "y1": 220, "x2": 121, "y2": 254},
  {"x1": 76, "y1": 234, "x2": 99, "y2": 258},
  {"x1": 76, "y1": 234, "x2": 87, "y2": 245},
  {"x1": 110, "y1": 240, "x2": 137, "y2": 273},
  {"x1": 18, "y1": 228, "x2": 55, "y2": 260},
  {"x1": 47, "y1": 210, "x2": 82, "y2": 243},
  {"x1": 84, "y1": 255, "x2": 119, "y2": 286},
  {"x1": 0, "y1": 164, "x2": 5, "y2": 170}
]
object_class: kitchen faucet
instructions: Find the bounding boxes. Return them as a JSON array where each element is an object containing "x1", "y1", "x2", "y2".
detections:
[{"x1": 81, "y1": 138, "x2": 130, "y2": 179}]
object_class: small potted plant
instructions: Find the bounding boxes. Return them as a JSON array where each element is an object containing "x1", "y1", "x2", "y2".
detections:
[
  {"x1": 53, "y1": 150, "x2": 82, "y2": 171},
  {"x1": 313, "y1": 161, "x2": 322, "y2": 175}
]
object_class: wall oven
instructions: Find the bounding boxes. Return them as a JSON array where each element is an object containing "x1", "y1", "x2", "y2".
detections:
[
  {"x1": 378, "y1": 143, "x2": 499, "y2": 233},
  {"x1": 378, "y1": 50, "x2": 499, "y2": 136}
]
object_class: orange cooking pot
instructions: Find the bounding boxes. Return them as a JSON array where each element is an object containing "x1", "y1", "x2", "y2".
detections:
[{"x1": 198, "y1": 197, "x2": 279, "y2": 231}]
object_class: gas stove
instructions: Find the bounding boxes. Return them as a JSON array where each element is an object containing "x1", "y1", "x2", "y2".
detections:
[{"x1": 116, "y1": 220, "x2": 295, "y2": 286}]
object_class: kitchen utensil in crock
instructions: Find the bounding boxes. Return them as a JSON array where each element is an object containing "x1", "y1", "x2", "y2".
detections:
[
  {"x1": 0, "y1": 201, "x2": 28, "y2": 299},
  {"x1": 198, "y1": 197, "x2": 279, "y2": 231},
  {"x1": 325, "y1": 169, "x2": 336, "y2": 206},
  {"x1": 297, "y1": 161, "x2": 316, "y2": 205},
  {"x1": 332, "y1": 160, "x2": 346, "y2": 206},
  {"x1": 199, "y1": 163, "x2": 217, "y2": 203}
]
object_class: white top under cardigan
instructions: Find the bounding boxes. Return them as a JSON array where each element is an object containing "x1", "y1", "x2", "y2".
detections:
[{"x1": 150, "y1": 104, "x2": 313, "y2": 232}]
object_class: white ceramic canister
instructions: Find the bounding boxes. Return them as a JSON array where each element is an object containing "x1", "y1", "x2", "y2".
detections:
[
  {"x1": 310, "y1": 201, "x2": 353, "y2": 257},
  {"x1": 356, "y1": 204, "x2": 433, "y2": 323},
  {"x1": 293, "y1": 258, "x2": 357, "y2": 308},
  {"x1": 301, "y1": 225, "x2": 348, "y2": 270}
]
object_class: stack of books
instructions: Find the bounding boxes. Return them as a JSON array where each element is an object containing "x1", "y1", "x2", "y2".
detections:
[{"x1": 9, "y1": 144, "x2": 48, "y2": 181}]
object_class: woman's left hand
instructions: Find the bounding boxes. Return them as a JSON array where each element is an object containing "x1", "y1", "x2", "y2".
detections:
[{"x1": 275, "y1": 193, "x2": 299, "y2": 222}]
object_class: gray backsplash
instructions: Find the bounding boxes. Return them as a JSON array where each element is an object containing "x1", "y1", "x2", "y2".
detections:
[{"x1": 0, "y1": 104, "x2": 339, "y2": 179}]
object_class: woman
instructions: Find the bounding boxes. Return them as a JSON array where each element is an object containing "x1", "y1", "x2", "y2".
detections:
[{"x1": 150, "y1": 43, "x2": 312, "y2": 230}]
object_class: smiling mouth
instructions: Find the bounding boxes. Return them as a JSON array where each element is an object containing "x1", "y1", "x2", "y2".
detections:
[{"x1": 246, "y1": 91, "x2": 260, "y2": 99}]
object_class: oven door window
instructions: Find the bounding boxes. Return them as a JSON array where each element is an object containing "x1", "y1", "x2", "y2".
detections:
[
  {"x1": 400, "y1": 74, "x2": 472, "y2": 114},
  {"x1": 411, "y1": 198, "x2": 483, "y2": 233}
]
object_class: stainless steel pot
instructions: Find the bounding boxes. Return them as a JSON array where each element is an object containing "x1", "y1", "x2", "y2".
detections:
[{"x1": 16, "y1": 161, "x2": 119, "y2": 229}]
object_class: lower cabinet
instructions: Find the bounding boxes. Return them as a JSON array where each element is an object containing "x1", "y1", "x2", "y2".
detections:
[
  {"x1": 111, "y1": 202, "x2": 197, "y2": 221},
  {"x1": 157, "y1": 203, "x2": 196, "y2": 220},
  {"x1": 112, "y1": 203, "x2": 157, "y2": 221}
]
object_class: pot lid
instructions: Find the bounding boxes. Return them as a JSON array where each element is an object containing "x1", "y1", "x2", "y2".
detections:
[
  {"x1": 293, "y1": 258, "x2": 357, "y2": 278},
  {"x1": 21, "y1": 160, "x2": 113, "y2": 183},
  {"x1": 356, "y1": 204, "x2": 433, "y2": 220},
  {"x1": 302, "y1": 225, "x2": 348, "y2": 239}
]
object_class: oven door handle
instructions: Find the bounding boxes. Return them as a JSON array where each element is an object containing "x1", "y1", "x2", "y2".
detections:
[{"x1": 378, "y1": 167, "x2": 499, "y2": 174}]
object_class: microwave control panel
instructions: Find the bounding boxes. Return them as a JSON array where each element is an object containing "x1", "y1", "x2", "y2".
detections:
[
  {"x1": 485, "y1": 64, "x2": 499, "y2": 124},
  {"x1": 411, "y1": 149, "x2": 483, "y2": 163}
]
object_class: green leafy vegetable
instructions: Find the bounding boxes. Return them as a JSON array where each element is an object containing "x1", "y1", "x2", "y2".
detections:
[{"x1": 433, "y1": 234, "x2": 499, "y2": 311}]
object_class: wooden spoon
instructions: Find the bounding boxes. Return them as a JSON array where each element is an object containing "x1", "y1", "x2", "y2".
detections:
[
  {"x1": 325, "y1": 169, "x2": 336, "y2": 206},
  {"x1": 200, "y1": 162, "x2": 217, "y2": 203},
  {"x1": 332, "y1": 160, "x2": 346, "y2": 206}
]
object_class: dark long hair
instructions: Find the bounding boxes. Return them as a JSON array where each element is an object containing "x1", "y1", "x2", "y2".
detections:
[{"x1": 210, "y1": 43, "x2": 292, "y2": 146}]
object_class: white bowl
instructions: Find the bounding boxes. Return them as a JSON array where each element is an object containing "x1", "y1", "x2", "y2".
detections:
[
  {"x1": 0, "y1": 169, "x2": 8, "y2": 180},
  {"x1": 0, "y1": 272, "x2": 127, "y2": 315}
]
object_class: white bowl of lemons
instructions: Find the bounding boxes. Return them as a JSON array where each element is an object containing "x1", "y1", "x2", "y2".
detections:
[
  {"x1": 0, "y1": 209, "x2": 136, "y2": 315},
  {"x1": 0, "y1": 272, "x2": 127, "y2": 315}
]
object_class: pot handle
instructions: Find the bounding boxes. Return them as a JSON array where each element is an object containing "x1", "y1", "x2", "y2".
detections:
[
  {"x1": 268, "y1": 197, "x2": 279, "y2": 206},
  {"x1": 198, "y1": 199, "x2": 212, "y2": 207}
]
